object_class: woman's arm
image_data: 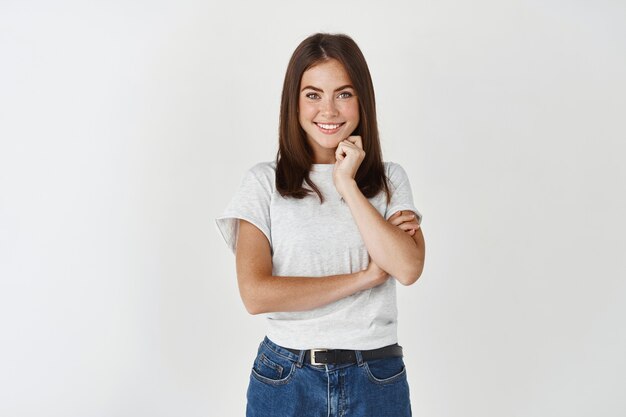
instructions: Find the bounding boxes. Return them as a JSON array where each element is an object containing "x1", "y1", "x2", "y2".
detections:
[
  {"x1": 235, "y1": 219, "x2": 389, "y2": 315},
  {"x1": 340, "y1": 184, "x2": 425, "y2": 285},
  {"x1": 333, "y1": 137, "x2": 426, "y2": 285}
]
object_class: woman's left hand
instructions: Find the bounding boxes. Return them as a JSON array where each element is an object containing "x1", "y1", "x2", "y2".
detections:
[
  {"x1": 333, "y1": 135, "x2": 365, "y2": 196},
  {"x1": 388, "y1": 210, "x2": 421, "y2": 236}
]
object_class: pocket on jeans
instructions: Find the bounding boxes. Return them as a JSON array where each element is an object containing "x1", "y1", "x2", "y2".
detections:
[
  {"x1": 250, "y1": 346, "x2": 296, "y2": 386},
  {"x1": 253, "y1": 353, "x2": 284, "y2": 380},
  {"x1": 363, "y1": 357, "x2": 407, "y2": 384}
]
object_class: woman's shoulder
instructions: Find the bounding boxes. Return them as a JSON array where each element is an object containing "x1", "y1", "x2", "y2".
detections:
[
  {"x1": 238, "y1": 161, "x2": 277, "y2": 192},
  {"x1": 246, "y1": 160, "x2": 277, "y2": 178},
  {"x1": 383, "y1": 160, "x2": 407, "y2": 176}
]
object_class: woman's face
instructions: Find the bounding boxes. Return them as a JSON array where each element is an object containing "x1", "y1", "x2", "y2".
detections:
[{"x1": 298, "y1": 59, "x2": 360, "y2": 164}]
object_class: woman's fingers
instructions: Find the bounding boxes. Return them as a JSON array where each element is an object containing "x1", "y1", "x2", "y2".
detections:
[
  {"x1": 396, "y1": 222, "x2": 420, "y2": 232},
  {"x1": 335, "y1": 141, "x2": 353, "y2": 160},
  {"x1": 344, "y1": 135, "x2": 363, "y2": 149},
  {"x1": 388, "y1": 210, "x2": 420, "y2": 234},
  {"x1": 390, "y1": 211, "x2": 418, "y2": 224},
  {"x1": 336, "y1": 139, "x2": 363, "y2": 159},
  {"x1": 334, "y1": 139, "x2": 365, "y2": 183},
  {"x1": 389, "y1": 216, "x2": 413, "y2": 226}
]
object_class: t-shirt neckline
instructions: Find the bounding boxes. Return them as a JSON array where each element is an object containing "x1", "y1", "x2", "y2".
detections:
[{"x1": 311, "y1": 163, "x2": 334, "y2": 172}]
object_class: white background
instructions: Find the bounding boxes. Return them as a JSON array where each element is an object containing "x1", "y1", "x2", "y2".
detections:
[{"x1": 1, "y1": 1, "x2": 625, "y2": 416}]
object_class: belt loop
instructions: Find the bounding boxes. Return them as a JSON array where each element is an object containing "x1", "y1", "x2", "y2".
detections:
[
  {"x1": 296, "y1": 349, "x2": 305, "y2": 368},
  {"x1": 355, "y1": 350, "x2": 364, "y2": 366}
]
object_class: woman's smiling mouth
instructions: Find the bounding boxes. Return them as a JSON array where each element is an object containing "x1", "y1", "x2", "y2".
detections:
[{"x1": 315, "y1": 122, "x2": 345, "y2": 134}]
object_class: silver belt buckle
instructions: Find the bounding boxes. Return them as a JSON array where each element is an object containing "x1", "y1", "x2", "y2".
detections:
[{"x1": 310, "y1": 349, "x2": 327, "y2": 365}]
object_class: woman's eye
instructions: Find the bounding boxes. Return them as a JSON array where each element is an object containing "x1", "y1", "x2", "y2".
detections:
[
  {"x1": 305, "y1": 92, "x2": 320, "y2": 99},
  {"x1": 338, "y1": 92, "x2": 353, "y2": 99}
]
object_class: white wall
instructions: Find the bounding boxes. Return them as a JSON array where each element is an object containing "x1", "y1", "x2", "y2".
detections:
[{"x1": 1, "y1": 1, "x2": 624, "y2": 416}]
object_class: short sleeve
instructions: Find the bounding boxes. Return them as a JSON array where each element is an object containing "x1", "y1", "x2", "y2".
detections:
[
  {"x1": 215, "y1": 166, "x2": 272, "y2": 255},
  {"x1": 383, "y1": 162, "x2": 422, "y2": 223}
]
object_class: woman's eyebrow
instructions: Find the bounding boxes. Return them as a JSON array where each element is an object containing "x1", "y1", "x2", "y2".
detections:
[
  {"x1": 334, "y1": 84, "x2": 355, "y2": 92},
  {"x1": 300, "y1": 84, "x2": 355, "y2": 92}
]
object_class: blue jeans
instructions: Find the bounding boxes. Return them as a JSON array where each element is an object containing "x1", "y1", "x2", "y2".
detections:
[{"x1": 247, "y1": 336, "x2": 412, "y2": 417}]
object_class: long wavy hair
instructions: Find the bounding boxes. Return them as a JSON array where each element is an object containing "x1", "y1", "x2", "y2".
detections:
[{"x1": 275, "y1": 33, "x2": 391, "y2": 204}]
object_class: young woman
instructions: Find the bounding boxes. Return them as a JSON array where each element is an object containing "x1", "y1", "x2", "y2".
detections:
[{"x1": 216, "y1": 33, "x2": 425, "y2": 417}]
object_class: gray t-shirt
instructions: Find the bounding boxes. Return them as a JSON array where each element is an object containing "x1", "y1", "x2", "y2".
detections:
[{"x1": 215, "y1": 161, "x2": 421, "y2": 350}]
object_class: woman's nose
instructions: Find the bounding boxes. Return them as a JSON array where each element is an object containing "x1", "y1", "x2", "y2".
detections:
[{"x1": 320, "y1": 98, "x2": 339, "y2": 118}]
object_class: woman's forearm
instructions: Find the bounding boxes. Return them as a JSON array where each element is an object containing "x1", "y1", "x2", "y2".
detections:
[
  {"x1": 235, "y1": 217, "x2": 389, "y2": 315},
  {"x1": 241, "y1": 271, "x2": 369, "y2": 315},
  {"x1": 340, "y1": 180, "x2": 425, "y2": 283}
]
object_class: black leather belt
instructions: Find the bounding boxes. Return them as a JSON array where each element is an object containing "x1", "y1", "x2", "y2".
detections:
[{"x1": 285, "y1": 344, "x2": 403, "y2": 365}]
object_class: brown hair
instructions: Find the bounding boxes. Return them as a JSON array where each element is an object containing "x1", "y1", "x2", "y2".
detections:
[{"x1": 275, "y1": 33, "x2": 391, "y2": 204}]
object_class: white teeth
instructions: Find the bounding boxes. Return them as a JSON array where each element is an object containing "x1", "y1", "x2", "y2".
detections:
[{"x1": 317, "y1": 123, "x2": 341, "y2": 129}]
